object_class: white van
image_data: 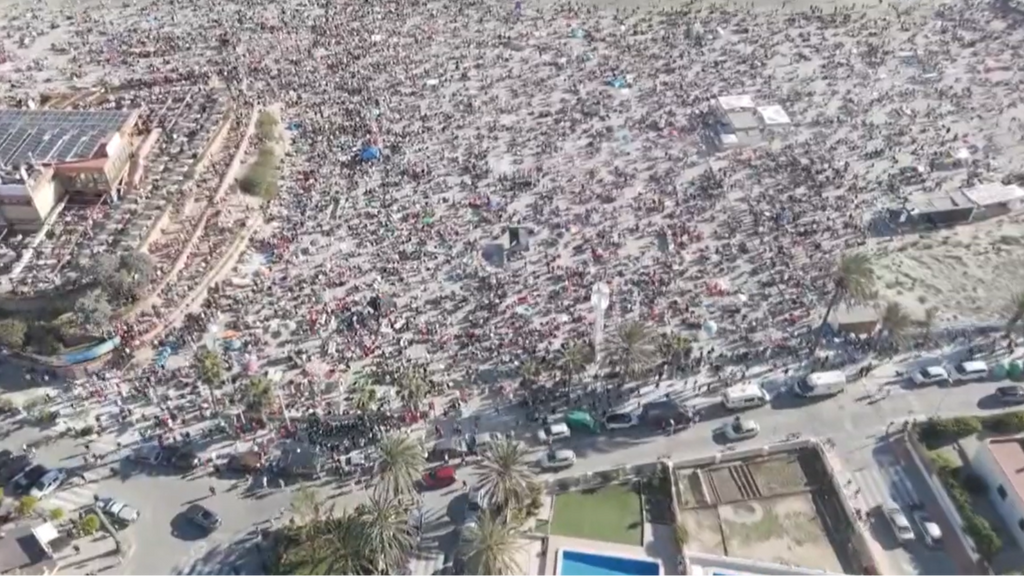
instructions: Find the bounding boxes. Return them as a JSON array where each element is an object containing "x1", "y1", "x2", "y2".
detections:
[
  {"x1": 722, "y1": 384, "x2": 770, "y2": 410},
  {"x1": 951, "y1": 360, "x2": 988, "y2": 383},
  {"x1": 794, "y1": 371, "x2": 848, "y2": 398}
]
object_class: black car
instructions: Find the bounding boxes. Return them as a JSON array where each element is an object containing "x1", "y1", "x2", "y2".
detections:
[
  {"x1": 14, "y1": 464, "x2": 49, "y2": 491},
  {"x1": 160, "y1": 446, "x2": 200, "y2": 470},
  {"x1": 0, "y1": 449, "x2": 14, "y2": 469},
  {"x1": 997, "y1": 386, "x2": 1024, "y2": 404}
]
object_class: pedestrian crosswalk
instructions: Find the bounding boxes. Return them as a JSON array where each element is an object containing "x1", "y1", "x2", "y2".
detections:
[
  {"x1": 850, "y1": 459, "x2": 921, "y2": 508},
  {"x1": 42, "y1": 483, "x2": 98, "y2": 513}
]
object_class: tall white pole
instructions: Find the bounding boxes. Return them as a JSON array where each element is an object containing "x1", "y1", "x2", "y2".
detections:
[{"x1": 591, "y1": 282, "x2": 611, "y2": 372}]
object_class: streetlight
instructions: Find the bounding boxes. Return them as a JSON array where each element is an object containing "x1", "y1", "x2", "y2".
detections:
[{"x1": 591, "y1": 282, "x2": 611, "y2": 369}]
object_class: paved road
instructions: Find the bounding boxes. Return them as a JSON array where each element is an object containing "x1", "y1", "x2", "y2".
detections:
[{"x1": 2, "y1": 360, "x2": 1013, "y2": 575}]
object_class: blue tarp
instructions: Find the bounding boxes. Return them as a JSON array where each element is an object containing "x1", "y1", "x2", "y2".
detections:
[
  {"x1": 607, "y1": 77, "x2": 627, "y2": 88},
  {"x1": 360, "y1": 146, "x2": 382, "y2": 162},
  {"x1": 287, "y1": 121, "x2": 302, "y2": 132}
]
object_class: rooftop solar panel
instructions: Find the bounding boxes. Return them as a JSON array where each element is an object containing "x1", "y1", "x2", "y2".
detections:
[{"x1": 0, "y1": 109, "x2": 136, "y2": 169}]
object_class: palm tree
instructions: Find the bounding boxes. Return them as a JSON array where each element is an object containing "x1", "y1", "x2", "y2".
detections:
[
  {"x1": 355, "y1": 491, "x2": 416, "y2": 574},
  {"x1": 557, "y1": 341, "x2": 592, "y2": 385},
  {"x1": 273, "y1": 509, "x2": 367, "y2": 575},
  {"x1": 1008, "y1": 292, "x2": 1024, "y2": 333},
  {"x1": 291, "y1": 485, "x2": 328, "y2": 524},
  {"x1": 815, "y1": 252, "x2": 877, "y2": 349},
  {"x1": 603, "y1": 320, "x2": 658, "y2": 380},
  {"x1": 375, "y1": 433, "x2": 425, "y2": 499},
  {"x1": 459, "y1": 511, "x2": 524, "y2": 576},
  {"x1": 194, "y1": 348, "x2": 224, "y2": 409},
  {"x1": 518, "y1": 358, "x2": 543, "y2": 386},
  {"x1": 352, "y1": 386, "x2": 379, "y2": 414},
  {"x1": 477, "y1": 438, "x2": 535, "y2": 515},
  {"x1": 396, "y1": 368, "x2": 428, "y2": 412},
  {"x1": 658, "y1": 333, "x2": 693, "y2": 378},
  {"x1": 878, "y1": 301, "x2": 914, "y2": 349},
  {"x1": 244, "y1": 375, "x2": 274, "y2": 419}
]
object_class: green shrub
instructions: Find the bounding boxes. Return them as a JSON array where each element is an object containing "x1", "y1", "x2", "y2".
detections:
[
  {"x1": 919, "y1": 416, "x2": 981, "y2": 445},
  {"x1": 929, "y1": 451, "x2": 959, "y2": 472},
  {"x1": 964, "y1": 512, "x2": 1002, "y2": 560},
  {"x1": 985, "y1": 412, "x2": 1024, "y2": 434},
  {"x1": 49, "y1": 507, "x2": 65, "y2": 522},
  {"x1": 78, "y1": 514, "x2": 101, "y2": 536},
  {"x1": 16, "y1": 496, "x2": 38, "y2": 516}
]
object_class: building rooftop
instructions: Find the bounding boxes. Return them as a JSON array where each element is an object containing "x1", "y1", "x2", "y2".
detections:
[
  {"x1": 905, "y1": 188, "x2": 976, "y2": 215},
  {"x1": 717, "y1": 94, "x2": 755, "y2": 111},
  {"x1": 0, "y1": 109, "x2": 137, "y2": 170},
  {"x1": 725, "y1": 110, "x2": 760, "y2": 132},
  {"x1": 963, "y1": 182, "x2": 1024, "y2": 207},
  {"x1": 986, "y1": 438, "x2": 1024, "y2": 503},
  {"x1": 757, "y1": 105, "x2": 792, "y2": 127}
]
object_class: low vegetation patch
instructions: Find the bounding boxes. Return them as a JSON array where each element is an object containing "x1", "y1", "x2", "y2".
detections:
[
  {"x1": 916, "y1": 412, "x2": 1024, "y2": 449},
  {"x1": 927, "y1": 452, "x2": 1002, "y2": 561},
  {"x1": 239, "y1": 110, "x2": 283, "y2": 202}
]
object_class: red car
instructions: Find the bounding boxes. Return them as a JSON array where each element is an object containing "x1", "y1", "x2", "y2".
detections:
[{"x1": 420, "y1": 466, "x2": 457, "y2": 490}]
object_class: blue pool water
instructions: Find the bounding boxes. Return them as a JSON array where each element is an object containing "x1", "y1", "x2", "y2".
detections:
[{"x1": 558, "y1": 549, "x2": 662, "y2": 576}]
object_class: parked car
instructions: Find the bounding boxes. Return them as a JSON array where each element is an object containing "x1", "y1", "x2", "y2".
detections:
[
  {"x1": 996, "y1": 385, "x2": 1024, "y2": 405},
  {"x1": 717, "y1": 417, "x2": 760, "y2": 442},
  {"x1": 0, "y1": 449, "x2": 14, "y2": 469},
  {"x1": 0, "y1": 454, "x2": 32, "y2": 484},
  {"x1": 427, "y1": 438, "x2": 467, "y2": 463},
  {"x1": 420, "y1": 466, "x2": 457, "y2": 490},
  {"x1": 30, "y1": 469, "x2": 67, "y2": 499},
  {"x1": 882, "y1": 501, "x2": 916, "y2": 543},
  {"x1": 185, "y1": 503, "x2": 222, "y2": 532},
  {"x1": 467, "y1": 432, "x2": 497, "y2": 454},
  {"x1": 537, "y1": 422, "x2": 571, "y2": 443},
  {"x1": 910, "y1": 366, "x2": 950, "y2": 386},
  {"x1": 950, "y1": 360, "x2": 988, "y2": 382},
  {"x1": 160, "y1": 445, "x2": 200, "y2": 470},
  {"x1": 96, "y1": 497, "x2": 141, "y2": 529},
  {"x1": 131, "y1": 444, "x2": 162, "y2": 465},
  {"x1": 538, "y1": 449, "x2": 577, "y2": 470},
  {"x1": 14, "y1": 464, "x2": 49, "y2": 492},
  {"x1": 911, "y1": 508, "x2": 942, "y2": 547},
  {"x1": 467, "y1": 486, "x2": 489, "y2": 513},
  {"x1": 603, "y1": 412, "x2": 639, "y2": 430}
]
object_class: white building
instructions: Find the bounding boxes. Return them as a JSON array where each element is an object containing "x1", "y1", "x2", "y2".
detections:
[
  {"x1": 712, "y1": 95, "x2": 793, "y2": 148},
  {"x1": 970, "y1": 437, "x2": 1024, "y2": 550}
]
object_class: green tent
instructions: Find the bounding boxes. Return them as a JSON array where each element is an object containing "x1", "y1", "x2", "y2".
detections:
[
  {"x1": 565, "y1": 411, "x2": 599, "y2": 433},
  {"x1": 993, "y1": 362, "x2": 1009, "y2": 380},
  {"x1": 1010, "y1": 361, "x2": 1023, "y2": 381}
]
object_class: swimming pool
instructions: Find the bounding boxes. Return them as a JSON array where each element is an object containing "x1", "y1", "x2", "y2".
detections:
[{"x1": 556, "y1": 548, "x2": 662, "y2": 576}]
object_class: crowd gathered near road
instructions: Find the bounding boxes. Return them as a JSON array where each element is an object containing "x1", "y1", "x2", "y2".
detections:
[{"x1": 2, "y1": 0, "x2": 1024, "y2": 572}]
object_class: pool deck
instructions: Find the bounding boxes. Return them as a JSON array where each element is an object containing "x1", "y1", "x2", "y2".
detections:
[{"x1": 540, "y1": 535, "x2": 674, "y2": 576}]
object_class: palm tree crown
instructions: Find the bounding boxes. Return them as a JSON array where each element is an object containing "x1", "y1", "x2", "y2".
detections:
[
  {"x1": 460, "y1": 511, "x2": 524, "y2": 576},
  {"x1": 557, "y1": 341, "x2": 593, "y2": 383},
  {"x1": 603, "y1": 319, "x2": 658, "y2": 379},
  {"x1": 375, "y1": 433, "x2": 425, "y2": 499},
  {"x1": 477, "y1": 437, "x2": 535, "y2": 513},
  {"x1": 355, "y1": 491, "x2": 416, "y2": 574},
  {"x1": 244, "y1": 375, "x2": 274, "y2": 416},
  {"x1": 879, "y1": 301, "x2": 913, "y2": 347},
  {"x1": 1008, "y1": 291, "x2": 1024, "y2": 332},
  {"x1": 815, "y1": 252, "x2": 877, "y2": 348},
  {"x1": 396, "y1": 368, "x2": 429, "y2": 412}
]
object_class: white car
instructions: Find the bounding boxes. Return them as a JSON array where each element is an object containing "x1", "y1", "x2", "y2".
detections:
[
  {"x1": 603, "y1": 412, "x2": 639, "y2": 430},
  {"x1": 29, "y1": 469, "x2": 66, "y2": 499},
  {"x1": 883, "y1": 501, "x2": 916, "y2": 543},
  {"x1": 537, "y1": 422, "x2": 571, "y2": 443},
  {"x1": 912, "y1": 509, "x2": 942, "y2": 547},
  {"x1": 538, "y1": 449, "x2": 577, "y2": 470},
  {"x1": 950, "y1": 360, "x2": 988, "y2": 383},
  {"x1": 718, "y1": 417, "x2": 760, "y2": 442},
  {"x1": 911, "y1": 366, "x2": 950, "y2": 386}
]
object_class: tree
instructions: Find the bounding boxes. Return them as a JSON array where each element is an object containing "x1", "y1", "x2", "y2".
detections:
[
  {"x1": 603, "y1": 320, "x2": 658, "y2": 380},
  {"x1": 355, "y1": 491, "x2": 416, "y2": 574},
  {"x1": 74, "y1": 289, "x2": 114, "y2": 333},
  {"x1": 815, "y1": 252, "x2": 877, "y2": 349},
  {"x1": 878, "y1": 301, "x2": 913, "y2": 349},
  {"x1": 395, "y1": 368, "x2": 428, "y2": 412},
  {"x1": 0, "y1": 318, "x2": 27, "y2": 349},
  {"x1": 352, "y1": 386, "x2": 379, "y2": 414},
  {"x1": 459, "y1": 511, "x2": 524, "y2": 576},
  {"x1": 92, "y1": 251, "x2": 155, "y2": 304},
  {"x1": 518, "y1": 358, "x2": 543, "y2": 386},
  {"x1": 271, "y1": 510, "x2": 367, "y2": 575},
  {"x1": 238, "y1": 145, "x2": 281, "y2": 201},
  {"x1": 919, "y1": 306, "x2": 939, "y2": 345},
  {"x1": 291, "y1": 486, "x2": 327, "y2": 524},
  {"x1": 659, "y1": 333, "x2": 693, "y2": 377},
  {"x1": 557, "y1": 341, "x2": 592, "y2": 385},
  {"x1": 16, "y1": 496, "x2": 37, "y2": 516},
  {"x1": 195, "y1": 348, "x2": 225, "y2": 409},
  {"x1": 375, "y1": 433, "x2": 425, "y2": 499},
  {"x1": 1008, "y1": 292, "x2": 1024, "y2": 333},
  {"x1": 477, "y1": 437, "x2": 535, "y2": 515},
  {"x1": 244, "y1": 375, "x2": 274, "y2": 418},
  {"x1": 49, "y1": 507, "x2": 65, "y2": 522}
]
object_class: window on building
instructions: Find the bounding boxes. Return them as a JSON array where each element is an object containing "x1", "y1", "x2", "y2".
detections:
[{"x1": 998, "y1": 485, "x2": 1009, "y2": 500}]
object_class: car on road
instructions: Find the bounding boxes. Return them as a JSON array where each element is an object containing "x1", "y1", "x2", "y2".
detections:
[
  {"x1": 882, "y1": 500, "x2": 916, "y2": 544},
  {"x1": 0, "y1": 449, "x2": 14, "y2": 469},
  {"x1": 911, "y1": 508, "x2": 942, "y2": 547},
  {"x1": 185, "y1": 503, "x2": 222, "y2": 532},
  {"x1": 603, "y1": 412, "x2": 639, "y2": 430},
  {"x1": 131, "y1": 444, "x2": 162, "y2": 465},
  {"x1": 14, "y1": 464, "x2": 49, "y2": 492},
  {"x1": 996, "y1": 385, "x2": 1024, "y2": 405},
  {"x1": 160, "y1": 445, "x2": 200, "y2": 470},
  {"x1": 96, "y1": 497, "x2": 141, "y2": 529},
  {"x1": 467, "y1": 432, "x2": 498, "y2": 454},
  {"x1": 950, "y1": 360, "x2": 989, "y2": 383},
  {"x1": 29, "y1": 469, "x2": 66, "y2": 499},
  {"x1": 420, "y1": 465, "x2": 457, "y2": 490},
  {"x1": 911, "y1": 366, "x2": 950, "y2": 386},
  {"x1": 717, "y1": 417, "x2": 760, "y2": 442},
  {"x1": 537, "y1": 422, "x2": 571, "y2": 443},
  {"x1": 538, "y1": 449, "x2": 577, "y2": 470}
]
